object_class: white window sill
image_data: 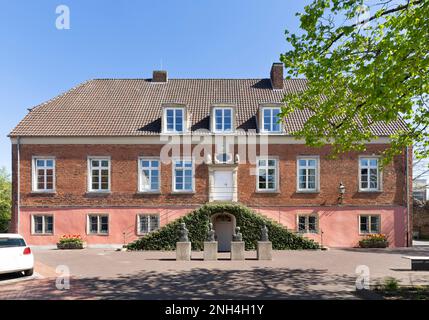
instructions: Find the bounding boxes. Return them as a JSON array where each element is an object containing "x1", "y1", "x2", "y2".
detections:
[
  {"x1": 31, "y1": 191, "x2": 56, "y2": 194},
  {"x1": 171, "y1": 191, "x2": 195, "y2": 195},
  {"x1": 358, "y1": 190, "x2": 382, "y2": 193},
  {"x1": 255, "y1": 190, "x2": 280, "y2": 194},
  {"x1": 87, "y1": 233, "x2": 109, "y2": 236},
  {"x1": 31, "y1": 233, "x2": 54, "y2": 236},
  {"x1": 296, "y1": 190, "x2": 319, "y2": 194},
  {"x1": 136, "y1": 191, "x2": 161, "y2": 195}
]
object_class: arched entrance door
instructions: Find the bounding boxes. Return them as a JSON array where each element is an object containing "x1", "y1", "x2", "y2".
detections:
[{"x1": 211, "y1": 213, "x2": 235, "y2": 252}]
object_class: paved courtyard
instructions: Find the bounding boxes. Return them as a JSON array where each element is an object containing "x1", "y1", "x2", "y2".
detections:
[{"x1": 1, "y1": 247, "x2": 429, "y2": 300}]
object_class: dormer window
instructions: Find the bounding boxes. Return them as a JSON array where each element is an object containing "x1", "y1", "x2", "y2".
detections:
[
  {"x1": 211, "y1": 106, "x2": 235, "y2": 133},
  {"x1": 260, "y1": 106, "x2": 282, "y2": 133},
  {"x1": 163, "y1": 107, "x2": 185, "y2": 133},
  {"x1": 214, "y1": 108, "x2": 232, "y2": 132}
]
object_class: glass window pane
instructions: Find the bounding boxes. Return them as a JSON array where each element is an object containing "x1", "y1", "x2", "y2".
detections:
[
  {"x1": 46, "y1": 160, "x2": 54, "y2": 167},
  {"x1": 308, "y1": 160, "x2": 316, "y2": 167},
  {"x1": 150, "y1": 215, "x2": 159, "y2": 231},
  {"x1": 140, "y1": 216, "x2": 148, "y2": 233},
  {"x1": 369, "y1": 159, "x2": 378, "y2": 166},
  {"x1": 360, "y1": 159, "x2": 368, "y2": 166},
  {"x1": 91, "y1": 160, "x2": 99, "y2": 167},
  {"x1": 299, "y1": 159, "x2": 306, "y2": 166}
]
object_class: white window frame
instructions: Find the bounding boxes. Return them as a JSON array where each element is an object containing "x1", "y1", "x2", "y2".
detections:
[
  {"x1": 32, "y1": 156, "x2": 56, "y2": 192},
  {"x1": 260, "y1": 107, "x2": 282, "y2": 133},
  {"x1": 296, "y1": 156, "x2": 320, "y2": 192},
  {"x1": 87, "y1": 214, "x2": 109, "y2": 235},
  {"x1": 213, "y1": 107, "x2": 234, "y2": 133},
  {"x1": 359, "y1": 215, "x2": 381, "y2": 234},
  {"x1": 172, "y1": 158, "x2": 195, "y2": 193},
  {"x1": 31, "y1": 214, "x2": 54, "y2": 235},
  {"x1": 87, "y1": 156, "x2": 111, "y2": 193},
  {"x1": 137, "y1": 214, "x2": 160, "y2": 235},
  {"x1": 297, "y1": 214, "x2": 318, "y2": 234},
  {"x1": 358, "y1": 156, "x2": 382, "y2": 192},
  {"x1": 256, "y1": 157, "x2": 279, "y2": 192},
  {"x1": 138, "y1": 157, "x2": 161, "y2": 193},
  {"x1": 164, "y1": 107, "x2": 185, "y2": 133}
]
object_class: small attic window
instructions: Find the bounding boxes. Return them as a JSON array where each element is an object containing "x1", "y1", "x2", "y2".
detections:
[{"x1": 163, "y1": 107, "x2": 185, "y2": 133}]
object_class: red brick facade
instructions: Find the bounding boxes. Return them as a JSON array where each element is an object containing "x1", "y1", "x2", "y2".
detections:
[{"x1": 10, "y1": 142, "x2": 412, "y2": 247}]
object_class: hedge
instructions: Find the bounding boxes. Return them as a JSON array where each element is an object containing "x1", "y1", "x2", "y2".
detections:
[{"x1": 126, "y1": 203, "x2": 319, "y2": 250}]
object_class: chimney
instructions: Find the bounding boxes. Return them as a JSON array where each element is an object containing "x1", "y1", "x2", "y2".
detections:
[
  {"x1": 152, "y1": 70, "x2": 168, "y2": 83},
  {"x1": 270, "y1": 63, "x2": 284, "y2": 90}
]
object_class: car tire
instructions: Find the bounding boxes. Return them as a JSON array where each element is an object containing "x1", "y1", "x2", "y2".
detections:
[{"x1": 23, "y1": 268, "x2": 34, "y2": 276}]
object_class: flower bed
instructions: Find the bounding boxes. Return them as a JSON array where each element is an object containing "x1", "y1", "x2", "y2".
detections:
[
  {"x1": 57, "y1": 234, "x2": 85, "y2": 249},
  {"x1": 359, "y1": 234, "x2": 389, "y2": 248}
]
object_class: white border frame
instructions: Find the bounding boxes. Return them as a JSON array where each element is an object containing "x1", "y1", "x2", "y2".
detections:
[
  {"x1": 162, "y1": 105, "x2": 187, "y2": 134},
  {"x1": 296, "y1": 155, "x2": 320, "y2": 193},
  {"x1": 212, "y1": 106, "x2": 235, "y2": 134},
  {"x1": 255, "y1": 156, "x2": 280, "y2": 193},
  {"x1": 358, "y1": 214, "x2": 381, "y2": 235},
  {"x1": 172, "y1": 157, "x2": 195, "y2": 193},
  {"x1": 87, "y1": 214, "x2": 109, "y2": 235},
  {"x1": 296, "y1": 213, "x2": 319, "y2": 234},
  {"x1": 137, "y1": 157, "x2": 161, "y2": 193},
  {"x1": 31, "y1": 156, "x2": 56, "y2": 193},
  {"x1": 358, "y1": 156, "x2": 383, "y2": 192},
  {"x1": 259, "y1": 104, "x2": 283, "y2": 134},
  {"x1": 87, "y1": 156, "x2": 111, "y2": 193},
  {"x1": 136, "y1": 213, "x2": 160, "y2": 235},
  {"x1": 31, "y1": 214, "x2": 54, "y2": 235}
]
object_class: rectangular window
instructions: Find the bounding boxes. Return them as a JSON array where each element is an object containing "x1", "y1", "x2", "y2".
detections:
[
  {"x1": 165, "y1": 108, "x2": 184, "y2": 133},
  {"x1": 257, "y1": 158, "x2": 278, "y2": 191},
  {"x1": 88, "y1": 215, "x2": 109, "y2": 235},
  {"x1": 297, "y1": 215, "x2": 318, "y2": 233},
  {"x1": 173, "y1": 160, "x2": 193, "y2": 192},
  {"x1": 139, "y1": 158, "x2": 160, "y2": 192},
  {"x1": 359, "y1": 215, "x2": 380, "y2": 234},
  {"x1": 138, "y1": 214, "x2": 160, "y2": 234},
  {"x1": 32, "y1": 215, "x2": 53, "y2": 235},
  {"x1": 297, "y1": 157, "x2": 318, "y2": 191},
  {"x1": 32, "y1": 157, "x2": 55, "y2": 192},
  {"x1": 214, "y1": 108, "x2": 233, "y2": 132},
  {"x1": 360, "y1": 157, "x2": 380, "y2": 191},
  {"x1": 262, "y1": 108, "x2": 281, "y2": 132},
  {"x1": 88, "y1": 158, "x2": 110, "y2": 192}
]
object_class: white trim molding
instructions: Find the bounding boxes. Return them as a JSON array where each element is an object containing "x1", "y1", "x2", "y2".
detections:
[{"x1": 87, "y1": 156, "x2": 111, "y2": 193}]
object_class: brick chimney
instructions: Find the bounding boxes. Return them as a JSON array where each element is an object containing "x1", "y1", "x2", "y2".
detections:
[
  {"x1": 270, "y1": 63, "x2": 284, "y2": 90},
  {"x1": 152, "y1": 70, "x2": 168, "y2": 83}
]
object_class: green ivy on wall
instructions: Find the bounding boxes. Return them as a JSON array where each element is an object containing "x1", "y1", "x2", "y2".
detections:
[{"x1": 126, "y1": 203, "x2": 319, "y2": 251}]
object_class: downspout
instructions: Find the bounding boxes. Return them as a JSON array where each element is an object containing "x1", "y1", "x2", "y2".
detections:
[
  {"x1": 406, "y1": 146, "x2": 410, "y2": 247},
  {"x1": 16, "y1": 137, "x2": 21, "y2": 235}
]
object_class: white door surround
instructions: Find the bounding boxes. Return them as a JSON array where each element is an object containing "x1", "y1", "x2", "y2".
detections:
[
  {"x1": 208, "y1": 164, "x2": 238, "y2": 202},
  {"x1": 211, "y1": 213, "x2": 236, "y2": 252}
]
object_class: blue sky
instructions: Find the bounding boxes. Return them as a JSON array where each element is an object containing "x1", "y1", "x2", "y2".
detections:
[{"x1": 0, "y1": 0, "x2": 310, "y2": 171}]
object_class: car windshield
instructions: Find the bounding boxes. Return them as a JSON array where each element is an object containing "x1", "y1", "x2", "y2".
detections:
[{"x1": 0, "y1": 238, "x2": 26, "y2": 248}]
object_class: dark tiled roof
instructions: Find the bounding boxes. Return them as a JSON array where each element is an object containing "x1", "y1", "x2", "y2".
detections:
[{"x1": 9, "y1": 78, "x2": 407, "y2": 137}]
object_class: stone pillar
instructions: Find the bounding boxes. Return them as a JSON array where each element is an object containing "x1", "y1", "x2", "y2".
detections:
[
  {"x1": 176, "y1": 242, "x2": 191, "y2": 261},
  {"x1": 204, "y1": 241, "x2": 218, "y2": 261},
  {"x1": 231, "y1": 241, "x2": 245, "y2": 260},
  {"x1": 257, "y1": 241, "x2": 272, "y2": 260}
]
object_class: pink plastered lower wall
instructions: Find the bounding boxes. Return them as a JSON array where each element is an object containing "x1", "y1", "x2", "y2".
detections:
[
  {"x1": 254, "y1": 206, "x2": 407, "y2": 247},
  {"x1": 19, "y1": 205, "x2": 408, "y2": 248},
  {"x1": 19, "y1": 206, "x2": 197, "y2": 246}
]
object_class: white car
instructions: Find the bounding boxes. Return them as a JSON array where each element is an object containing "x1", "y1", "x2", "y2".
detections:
[{"x1": 0, "y1": 234, "x2": 34, "y2": 276}]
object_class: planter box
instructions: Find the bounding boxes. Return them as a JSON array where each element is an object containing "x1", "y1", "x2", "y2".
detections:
[
  {"x1": 359, "y1": 240, "x2": 389, "y2": 248},
  {"x1": 57, "y1": 242, "x2": 85, "y2": 250}
]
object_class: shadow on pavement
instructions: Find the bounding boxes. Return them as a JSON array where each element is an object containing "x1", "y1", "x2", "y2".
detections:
[{"x1": 0, "y1": 267, "x2": 360, "y2": 300}]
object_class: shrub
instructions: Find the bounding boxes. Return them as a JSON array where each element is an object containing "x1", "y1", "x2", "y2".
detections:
[
  {"x1": 57, "y1": 234, "x2": 84, "y2": 249},
  {"x1": 126, "y1": 202, "x2": 319, "y2": 251},
  {"x1": 383, "y1": 277, "x2": 400, "y2": 291},
  {"x1": 359, "y1": 234, "x2": 389, "y2": 248}
]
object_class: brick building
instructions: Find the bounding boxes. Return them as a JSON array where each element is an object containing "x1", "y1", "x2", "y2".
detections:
[{"x1": 9, "y1": 63, "x2": 412, "y2": 248}]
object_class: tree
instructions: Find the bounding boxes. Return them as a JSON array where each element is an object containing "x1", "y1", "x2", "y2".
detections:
[
  {"x1": 280, "y1": 0, "x2": 428, "y2": 165},
  {"x1": 0, "y1": 167, "x2": 12, "y2": 232}
]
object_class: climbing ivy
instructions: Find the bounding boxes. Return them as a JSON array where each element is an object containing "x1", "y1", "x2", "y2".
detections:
[{"x1": 126, "y1": 203, "x2": 319, "y2": 250}]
